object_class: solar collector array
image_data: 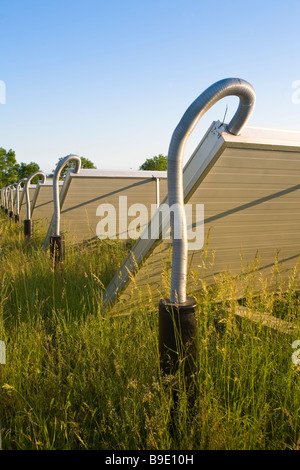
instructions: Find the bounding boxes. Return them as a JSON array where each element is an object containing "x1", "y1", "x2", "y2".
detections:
[
  {"x1": 31, "y1": 181, "x2": 63, "y2": 222},
  {"x1": 44, "y1": 169, "x2": 168, "y2": 246},
  {"x1": 19, "y1": 185, "x2": 36, "y2": 219},
  {"x1": 104, "y1": 121, "x2": 300, "y2": 307}
]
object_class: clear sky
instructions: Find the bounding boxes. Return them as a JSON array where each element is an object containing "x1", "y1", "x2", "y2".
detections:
[{"x1": 0, "y1": 0, "x2": 300, "y2": 174}]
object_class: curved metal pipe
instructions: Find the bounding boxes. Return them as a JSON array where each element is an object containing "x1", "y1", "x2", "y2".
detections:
[
  {"x1": 24, "y1": 171, "x2": 47, "y2": 220},
  {"x1": 167, "y1": 77, "x2": 256, "y2": 303},
  {"x1": 5, "y1": 187, "x2": 10, "y2": 212},
  {"x1": 9, "y1": 183, "x2": 17, "y2": 214},
  {"x1": 52, "y1": 155, "x2": 81, "y2": 236},
  {"x1": 15, "y1": 178, "x2": 27, "y2": 216}
]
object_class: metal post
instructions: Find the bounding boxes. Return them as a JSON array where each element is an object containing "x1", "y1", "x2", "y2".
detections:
[
  {"x1": 24, "y1": 219, "x2": 33, "y2": 239},
  {"x1": 153, "y1": 176, "x2": 160, "y2": 208},
  {"x1": 159, "y1": 297, "x2": 197, "y2": 380},
  {"x1": 50, "y1": 234, "x2": 65, "y2": 264}
]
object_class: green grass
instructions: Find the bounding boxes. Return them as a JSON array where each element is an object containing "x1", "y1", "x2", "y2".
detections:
[{"x1": 0, "y1": 214, "x2": 300, "y2": 450}]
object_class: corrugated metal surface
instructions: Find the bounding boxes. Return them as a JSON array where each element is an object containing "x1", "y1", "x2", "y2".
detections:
[
  {"x1": 105, "y1": 123, "x2": 300, "y2": 307},
  {"x1": 45, "y1": 171, "x2": 168, "y2": 244},
  {"x1": 19, "y1": 186, "x2": 36, "y2": 219},
  {"x1": 31, "y1": 183, "x2": 62, "y2": 222},
  {"x1": 185, "y1": 144, "x2": 300, "y2": 285}
]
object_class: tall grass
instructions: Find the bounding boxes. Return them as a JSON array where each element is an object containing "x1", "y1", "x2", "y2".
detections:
[{"x1": 0, "y1": 215, "x2": 300, "y2": 450}]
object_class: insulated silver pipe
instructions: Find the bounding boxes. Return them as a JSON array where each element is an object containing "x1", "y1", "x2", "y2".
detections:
[
  {"x1": 5, "y1": 187, "x2": 10, "y2": 211},
  {"x1": 9, "y1": 183, "x2": 17, "y2": 213},
  {"x1": 24, "y1": 172, "x2": 46, "y2": 220},
  {"x1": 52, "y1": 155, "x2": 81, "y2": 237},
  {"x1": 15, "y1": 178, "x2": 27, "y2": 216},
  {"x1": 3, "y1": 187, "x2": 5, "y2": 209},
  {"x1": 168, "y1": 78, "x2": 256, "y2": 303}
]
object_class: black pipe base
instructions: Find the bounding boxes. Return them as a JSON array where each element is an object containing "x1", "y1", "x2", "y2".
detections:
[
  {"x1": 15, "y1": 214, "x2": 20, "y2": 224},
  {"x1": 24, "y1": 219, "x2": 33, "y2": 239},
  {"x1": 159, "y1": 296, "x2": 197, "y2": 380},
  {"x1": 50, "y1": 235, "x2": 65, "y2": 264},
  {"x1": 5, "y1": 208, "x2": 8, "y2": 215},
  {"x1": 9, "y1": 211, "x2": 13, "y2": 218}
]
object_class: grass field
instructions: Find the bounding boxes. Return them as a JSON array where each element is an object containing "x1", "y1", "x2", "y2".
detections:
[{"x1": 0, "y1": 214, "x2": 300, "y2": 450}]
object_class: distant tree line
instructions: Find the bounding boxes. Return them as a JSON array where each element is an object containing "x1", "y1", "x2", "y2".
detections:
[
  {"x1": 0, "y1": 147, "x2": 97, "y2": 188},
  {"x1": 139, "y1": 154, "x2": 167, "y2": 171},
  {"x1": 0, "y1": 145, "x2": 166, "y2": 188},
  {"x1": 0, "y1": 147, "x2": 40, "y2": 188}
]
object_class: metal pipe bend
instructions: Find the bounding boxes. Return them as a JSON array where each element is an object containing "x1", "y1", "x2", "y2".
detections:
[
  {"x1": 5, "y1": 186, "x2": 10, "y2": 210},
  {"x1": 9, "y1": 183, "x2": 17, "y2": 213},
  {"x1": 15, "y1": 178, "x2": 27, "y2": 216},
  {"x1": 52, "y1": 155, "x2": 81, "y2": 237},
  {"x1": 2, "y1": 186, "x2": 9, "y2": 209},
  {"x1": 168, "y1": 78, "x2": 256, "y2": 304},
  {"x1": 24, "y1": 171, "x2": 47, "y2": 220}
]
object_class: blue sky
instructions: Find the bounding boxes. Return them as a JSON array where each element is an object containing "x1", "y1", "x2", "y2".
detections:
[{"x1": 0, "y1": 0, "x2": 300, "y2": 174}]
